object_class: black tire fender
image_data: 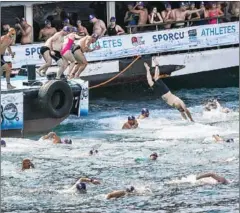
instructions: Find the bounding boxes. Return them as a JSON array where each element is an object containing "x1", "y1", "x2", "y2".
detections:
[{"x1": 38, "y1": 80, "x2": 73, "y2": 118}]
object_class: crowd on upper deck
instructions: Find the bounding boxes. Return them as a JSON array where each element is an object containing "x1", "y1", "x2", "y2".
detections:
[{"x1": 1, "y1": 1, "x2": 239, "y2": 45}]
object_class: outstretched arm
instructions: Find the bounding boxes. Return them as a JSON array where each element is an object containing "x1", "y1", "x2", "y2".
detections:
[
  {"x1": 43, "y1": 132, "x2": 56, "y2": 139},
  {"x1": 144, "y1": 62, "x2": 154, "y2": 87},
  {"x1": 196, "y1": 173, "x2": 229, "y2": 184},
  {"x1": 79, "y1": 177, "x2": 100, "y2": 184}
]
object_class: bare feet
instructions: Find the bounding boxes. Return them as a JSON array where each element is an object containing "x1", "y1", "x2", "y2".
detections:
[
  {"x1": 36, "y1": 70, "x2": 45, "y2": 77},
  {"x1": 153, "y1": 57, "x2": 159, "y2": 66},
  {"x1": 7, "y1": 83, "x2": 16, "y2": 90}
]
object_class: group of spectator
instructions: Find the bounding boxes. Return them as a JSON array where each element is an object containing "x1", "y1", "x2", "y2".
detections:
[{"x1": 1, "y1": 1, "x2": 239, "y2": 45}]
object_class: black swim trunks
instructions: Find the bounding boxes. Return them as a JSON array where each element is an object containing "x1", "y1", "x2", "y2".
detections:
[
  {"x1": 40, "y1": 46, "x2": 50, "y2": 55},
  {"x1": 71, "y1": 44, "x2": 82, "y2": 54},
  {"x1": 152, "y1": 78, "x2": 170, "y2": 97},
  {"x1": 1, "y1": 55, "x2": 6, "y2": 67},
  {"x1": 50, "y1": 50, "x2": 62, "y2": 62}
]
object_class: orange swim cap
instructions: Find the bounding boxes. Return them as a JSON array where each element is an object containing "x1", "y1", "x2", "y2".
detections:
[{"x1": 8, "y1": 28, "x2": 16, "y2": 36}]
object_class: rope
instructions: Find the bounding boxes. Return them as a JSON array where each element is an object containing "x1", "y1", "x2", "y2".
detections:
[{"x1": 89, "y1": 55, "x2": 141, "y2": 89}]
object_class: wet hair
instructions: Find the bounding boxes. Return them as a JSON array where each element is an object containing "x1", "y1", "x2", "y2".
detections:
[{"x1": 1, "y1": 140, "x2": 6, "y2": 147}]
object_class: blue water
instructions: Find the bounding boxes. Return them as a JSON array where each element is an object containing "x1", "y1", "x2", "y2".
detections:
[{"x1": 1, "y1": 87, "x2": 239, "y2": 213}]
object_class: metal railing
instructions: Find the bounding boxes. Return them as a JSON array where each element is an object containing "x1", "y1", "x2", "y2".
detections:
[{"x1": 125, "y1": 15, "x2": 239, "y2": 34}]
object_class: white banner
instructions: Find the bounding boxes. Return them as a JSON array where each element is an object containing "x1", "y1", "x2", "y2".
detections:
[
  {"x1": 1, "y1": 92, "x2": 24, "y2": 130},
  {"x1": 3, "y1": 22, "x2": 239, "y2": 69}
]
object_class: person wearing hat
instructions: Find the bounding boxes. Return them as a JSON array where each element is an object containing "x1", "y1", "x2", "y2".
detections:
[
  {"x1": 0, "y1": 28, "x2": 16, "y2": 89},
  {"x1": 138, "y1": 108, "x2": 149, "y2": 119},
  {"x1": 107, "y1": 17, "x2": 125, "y2": 36},
  {"x1": 69, "y1": 33, "x2": 100, "y2": 79},
  {"x1": 76, "y1": 20, "x2": 89, "y2": 37},
  {"x1": 106, "y1": 186, "x2": 136, "y2": 199},
  {"x1": 122, "y1": 116, "x2": 139, "y2": 129},
  {"x1": 173, "y1": 2, "x2": 203, "y2": 28},
  {"x1": 1, "y1": 140, "x2": 6, "y2": 147},
  {"x1": 130, "y1": 2, "x2": 148, "y2": 28},
  {"x1": 161, "y1": 3, "x2": 175, "y2": 29},
  {"x1": 38, "y1": 20, "x2": 57, "y2": 42},
  {"x1": 144, "y1": 58, "x2": 194, "y2": 122},
  {"x1": 15, "y1": 17, "x2": 33, "y2": 44},
  {"x1": 62, "y1": 18, "x2": 72, "y2": 27},
  {"x1": 89, "y1": 14, "x2": 107, "y2": 38}
]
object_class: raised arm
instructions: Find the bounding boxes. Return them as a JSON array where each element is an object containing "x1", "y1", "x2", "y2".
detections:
[
  {"x1": 196, "y1": 173, "x2": 229, "y2": 184},
  {"x1": 144, "y1": 62, "x2": 154, "y2": 87}
]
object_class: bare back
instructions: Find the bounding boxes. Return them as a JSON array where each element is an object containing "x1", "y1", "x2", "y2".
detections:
[
  {"x1": 78, "y1": 36, "x2": 92, "y2": 52},
  {"x1": 138, "y1": 9, "x2": 148, "y2": 25},
  {"x1": 0, "y1": 35, "x2": 13, "y2": 54},
  {"x1": 93, "y1": 20, "x2": 106, "y2": 37},
  {"x1": 51, "y1": 32, "x2": 65, "y2": 51}
]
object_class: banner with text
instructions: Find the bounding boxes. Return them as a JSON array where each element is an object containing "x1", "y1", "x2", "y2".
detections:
[
  {"x1": 1, "y1": 92, "x2": 24, "y2": 130},
  {"x1": 4, "y1": 22, "x2": 239, "y2": 69}
]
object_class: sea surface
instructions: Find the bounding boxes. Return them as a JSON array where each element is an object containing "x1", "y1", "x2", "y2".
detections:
[{"x1": 1, "y1": 87, "x2": 239, "y2": 213}]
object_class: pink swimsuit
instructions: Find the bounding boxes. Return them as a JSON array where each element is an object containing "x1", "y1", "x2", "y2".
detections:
[
  {"x1": 61, "y1": 38, "x2": 74, "y2": 56},
  {"x1": 208, "y1": 10, "x2": 218, "y2": 24}
]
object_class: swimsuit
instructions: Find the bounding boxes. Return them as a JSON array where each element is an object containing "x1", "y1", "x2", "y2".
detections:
[
  {"x1": 108, "y1": 26, "x2": 118, "y2": 36},
  {"x1": 208, "y1": 10, "x2": 218, "y2": 24},
  {"x1": 152, "y1": 78, "x2": 170, "y2": 97},
  {"x1": 1, "y1": 55, "x2": 6, "y2": 67},
  {"x1": 71, "y1": 44, "x2": 82, "y2": 54},
  {"x1": 40, "y1": 46, "x2": 50, "y2": 55},
  {"x1": 50, "y1": 50, "x2": 62, "y2": 62},
  {"x1": 61, "y1": 38, "x2": 74, "y2": 56}
]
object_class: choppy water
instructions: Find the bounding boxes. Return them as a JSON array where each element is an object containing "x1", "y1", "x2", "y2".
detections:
[{"x1": 1, "y1": 87, "x2": 239, "y2": 213}]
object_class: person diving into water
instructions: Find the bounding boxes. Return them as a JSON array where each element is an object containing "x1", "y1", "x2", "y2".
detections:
[
  {"x1": 144, "y1": 58, "x2": 194, "y2": 122},
  {"x1": 41, "y1": 132, "x2": 72, "y2": 144}
]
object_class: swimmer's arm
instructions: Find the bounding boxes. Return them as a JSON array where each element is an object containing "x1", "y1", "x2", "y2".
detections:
[
  {"x1": 79, "y1": 178, "x2": 100, "y2": 184},
  {"x1": 196, "y1": 173, "x2": 228, "y2": 184},
  {"x1": 49, "y1": 34, "x2": 59, "y2": 51},
  {"x1": 116, "y1": 25, "x2": 125, "y2": 35},
  {"x1": 43, "y1": 132, "x2": 56, "y2": 139},
  {"x1": 122, "y1": 123, "x2": 130, "y2": 129},
  {"x1": 38, "y1": 29, "x2": 44, "y2": 41},
  {"x1": 186, "y1": 9, "x2": 203, "y2": 15},
  {"x1": 100, "y1": 21, "x2": 107, "y2": 38},
  {"x1": 146, "y1": 66, "x2": 154, "y2": 87},
  {"x1": 19, "y1": 25, "x2": 32, "y2": 36},
  {"x1": 132, "y1": 121, "x2": 139, "y2": 129},
  {"x1": 84, "y1": 27, "x2": 89, "y2": 36},
  {"x1": 130, "y1": 9, "x2": 142, "y2": 14},
  {"x1": 85, "y1": 38, "x2": 98, "y2": 52},
  {"x1": 106, "y1": 190, "x2": 126, "y2": 199}
]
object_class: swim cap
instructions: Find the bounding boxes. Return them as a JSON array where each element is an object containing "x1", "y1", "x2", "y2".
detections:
[
  {"x1": 72, "y1": 27, "x2": 78, "y2": 33},
  {"x1": 8, "y1": 28, "x2": 16, "y2": 36},
  {"x1": 226, "y1": 138, "x2": 234, "y2": 143},
  {"x1": 76, "y1": 182, "x2": 86, "y2": 192},
  {"x1": 141, "y1": 108, "x2": 149, "y2": 115},
  {"x1": 63, "y1": 18, "x2": 70, "y2": 24},
  {"x1": 77, "y1": 20, "x2": 82, "y2": 24},
  {"x1": 164, "y1": 3, "x2": 171, "y2": 8},
  {"x1": 127, "y1": 2, "x2": 134, "y2": 6},
  {"x1": 62, "y1": 26, "x2": 71, "y2": 32},
  {"x1": 45, "y1": 20, "x2": 51, "y2": 25},
  {"x1": 179, "y1": 2, "x2": 186, "y2": 7},
  {"x1": 150, "y1": 152, "x2": 158, "y2": 158},
  {"x1": 62, "y1": 138, "x2": 72, "y2": 144},
  {"x1": 110, "y1": 17, "x2": 116, "y2": 22},
  {"x1": 126, "y1": 186, "x2": 135, "y2": 192},
  {"x1": 1, "y1": 140, "x2": 6, "y2": 147},
  {"x1": 128, "y1": 116, "x2": 135, "y2": 121},
  {"x1": 138, "y1": 2, "x2": 144, "y2": 6},
  {"x1": 200, "y1": 1, "x2": 205, "y2": 5},
  {"x1": 89, "y1": 14, "x2": 95, "y2": 21}
]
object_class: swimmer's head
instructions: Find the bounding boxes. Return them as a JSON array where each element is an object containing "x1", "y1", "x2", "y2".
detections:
[
  {"x1": 8, "y1": 28, "x2": 16, "y2": 38},
  {"x1": 179, "y1": 2, "x2": 187, "y2": 10},
  {"x1": 1, "y1": 140, "x2": 6, "y2": 147},
  {"x1": 76, "y1": 182, "x2": 87, "y2": 193},
  {"x1": 63, "y1": 18, "x2": 70, "y2": 25},
  {"x1": 89, "y1": 150, "x2": 98, "y2": 155},
  {"x1": 22, "y1": 159, "x2": 34, "y2": 170},
  {"x1": 110, "y1": 16, "x2": 116, "y2": 23},
  {"x1": 71, "y1": 27, "x2": 78, "y2": 33},
  {"x1": 76, "y1": 20, "x2": 82, "y2": 25},
  {"x1": 150, "y1": 152, "x2": 158, "y2": 160},
  {"x1": 62, "y1": 138, "x2": 72, "y2": 144},
  {"x1": 91, "y1": 33, "x2": 99, "y2": 43},
  {"x1": 45, "y1": 20, "x2": 51, "y2": 27},
  {"x1": 89, "y1": 14, "x2": 97, "y2": 23},
  {"x1": 138, "y1": 1, "x2": 144, "y2": 9},
  {"x1": 128, "y1": 115, "x2": 136, "y2": 125},
  {"x1": 165, "y1": 3, "x2": 171, "y2": 10},
  {"x1": 141, "y1": 108, "x2": 149, "y2": 117},
  {"x1": 126, "y1": 186, "x2": 135, "y2": 193},
  {"x1": 127, "y1": 3, "x2": 134, "y2": 10},
  {"x1": 62, "y1": 26, "x2": 71, "y2": 35}
]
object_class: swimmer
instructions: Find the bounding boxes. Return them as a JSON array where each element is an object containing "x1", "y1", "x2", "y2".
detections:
[
  {"x1": 41, "y1": 132, "x2": 72, "y2": 144},
  {"x1": 70, "y1": 177, "x2": 101, "y2": 193},
  {"x1": 122, "y1": 116, "x2": 139, "y2": 129},
  {"x1": 0, "y1": 28, "x2": 16, "y2": 89},
  {"x1": 69, "y1": 33, "x2": 99, "y2": 79},
  {"x1": 196, "y1": 173, "x2": 229, "y2": 184},
  {"x1": 89, "y1": 149, "x2": 98, "y2": 155},
  {"x1": 204, "y1": 99, "x2": 230, "y2": 113},
  {"x1": 138, "y1": 108, "x2": 149, "y2": 119},
  {"x1": 106, "y1": 186, "x2": 135, "y2": 199},
  {"x1": 135, "y1": 152, "x2": 158, "y2": 162},
  {"x1": 22, "y1": 159, "x2": 34, "y2": 171},
  {"x1": 212, "y1": 134, "x2": 234, "y2": 143},
  {"x1": 1, "y1": 140, "x2": 6, "y2": 147},
  {"x1": 144, "y1": 59, "x2": 194, "y2": 122},
  {"x1": 61, "y1": 27, "x2": 82, "y2": 77}
]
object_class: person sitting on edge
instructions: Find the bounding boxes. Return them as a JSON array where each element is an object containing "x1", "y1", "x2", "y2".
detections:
[
  {"x1": 70, "y1": 177, "x2": 101, "y2": 193},
  {"x1": 138, "y1": 108, "x2": 149, "y2": 119},
  {"x1": 1, "y1": 140, "x2": 6, "y2": 147},
  {"x1": 144, "y1": 58, "x2": 194, "y2": 122},
  {"x1": 22, "y1": 159, "x2": 34, "y2": 171},
  {"x1": 212, "y1": 134, "x2": 234, "y2": 143},
  {"x1": 42, "y1": 132, "x2": 72, "y2": 144},
  {"x1": 106, "y1": 186, "x2": 135, "y2": 199},
  {"x1": 122, "y1": 116, "x2": 139, "y2": 129}
]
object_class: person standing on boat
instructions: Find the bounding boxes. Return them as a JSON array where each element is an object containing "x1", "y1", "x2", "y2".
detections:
[
  {"x1": 144, "y1": 58, "x2": 194, "y2": 122},
  {"x1": 107, "y1": 17, "x2": 125, "y2": 36},
  {"x1": 22, "y1": 159, "x2": 34, "y2": 171},
  {"x1": 0, "y1": 28, "x2": 16, "y2": 89},
  {"x1": 76, "y1": 20, "x2": 89, "y2": 37},
  {"x1": 37, "y1": 26, "x2": 71, "y2": 77},
  {"x1": 69, "y1": 33, "x2": 100, "y2": 79},
  {"x1": 89, "y1": 14, "x2": 107, "y2": 38},
  {"x1": 15, "y1": 18, "x2": 33, "y2": 44},
  {"x1": 161, "y1": 3, "x2": 174, "y2": 29},
  {"x1": 38, "y1": 20, "x2": 57, "y2": 42}
]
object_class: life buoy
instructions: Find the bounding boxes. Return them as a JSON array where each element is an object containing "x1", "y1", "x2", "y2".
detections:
[{"x1": 38, "y1": 80, "x2": 73, "y2": 118}]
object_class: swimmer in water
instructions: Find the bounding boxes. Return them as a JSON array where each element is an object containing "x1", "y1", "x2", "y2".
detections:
[
  {"x1": 22, "y1": 159, "x2": 34, "y2": 171},
  {"x1": 71, "y1": 177, "x2": 101, "y2": 193},
  {"x1": 41, "y1": 132, "x2": 72, "y2": 144},
  {"x1": 135, "y1": 152, "x2": 158, "y2": 162},
  {"x1": 144, "y1": 58, "x2": 194, "y2": 122},
  {"x1": 1, "y1": 140, "x2": 6, "y2": 147},
  {"x1": 212, "y1": 135, "x2": 234, "y2": 143},
  {"x1": 89, "y1": 149, "x2": 98, "y2": 155},
  {"x1": 196, "y1": 173, "x2": 229, "y2": 184},
  {"x1": 138, "y1": 108, "x2": 149, "y2": 119},
  {"x1": 122, "y1": 116, "x2": 139, "y2": 129},
  {"x1": 106, "y1": 186, "x2": 135, "y2": 199},
  {"x1": 205, "y1": 99, "x2": 231, "y2": 113}
]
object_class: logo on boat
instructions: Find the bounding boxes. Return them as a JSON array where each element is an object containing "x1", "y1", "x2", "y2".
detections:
[
  {"x1": 81, "y1": 88, "x2": 88, "y2": 100},
  {"x1": 152, "y1": 32, "x2": 185, "y2": 42},
  {"x1": 131, "y1": 36, "x2": 145, "y2": 46},
  {"x1": 188, "y1": 29, "x2": 197, "y2": 42},
  {"x1": 1, "y1": 103, "x2": 19, "y2": 124}
]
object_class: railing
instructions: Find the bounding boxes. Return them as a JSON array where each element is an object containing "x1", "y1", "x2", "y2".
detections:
[{"x1": 125, "y1": 15, "x2": 239, "y2": 33}]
